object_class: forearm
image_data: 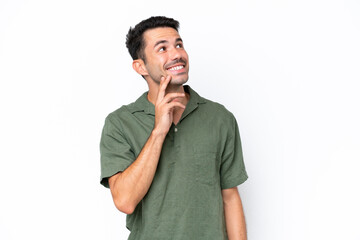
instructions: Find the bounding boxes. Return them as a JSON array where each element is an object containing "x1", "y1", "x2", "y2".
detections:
[
  {"x1": 222, "y1": 188, "x2": 247, "y2": 240},
  {"x1": 109, "y1": 76, "x2": 186, "y2": 214},
  {"x1": 109, "y1": 129, "x2": 166, "y2": 214}
]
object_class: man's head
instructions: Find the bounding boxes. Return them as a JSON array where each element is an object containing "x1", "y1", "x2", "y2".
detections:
[
  {"x1": 126, "y1": 16, "x2": 179, "y2": 62},
  {"x1": 126, "y1": 16, "x2": 189, "y2": 85}
]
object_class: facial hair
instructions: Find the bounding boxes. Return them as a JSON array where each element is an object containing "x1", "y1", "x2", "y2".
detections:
[{"x1": 146, "y1": 58, "x2": 188, "y2": 84}]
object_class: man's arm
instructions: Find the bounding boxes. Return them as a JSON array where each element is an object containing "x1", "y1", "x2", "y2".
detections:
[
  {"x1": 108, "y1": 76, "x2": 185, "y2": 214},
  {"x1": 222, "y1": 187, "x2": 247, "y2": 240}
]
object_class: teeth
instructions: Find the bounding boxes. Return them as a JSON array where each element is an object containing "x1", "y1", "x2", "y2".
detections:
[{"x1": 168, "y1": 65, "x2": 184, "y2": 71}]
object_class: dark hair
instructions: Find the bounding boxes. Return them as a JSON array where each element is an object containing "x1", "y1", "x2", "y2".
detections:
[{"x1": 126, "y1": 16, "x2": 179, "y2": 62}]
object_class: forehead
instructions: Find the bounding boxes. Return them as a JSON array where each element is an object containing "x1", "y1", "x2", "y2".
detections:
[{"x1": 143, "y1": 27, "x2": 181, "y2": 47}]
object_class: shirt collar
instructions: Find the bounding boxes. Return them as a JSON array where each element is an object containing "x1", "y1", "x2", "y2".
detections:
[{"x1": 130, "y1": 85, "x2": 206, "y2": 116}]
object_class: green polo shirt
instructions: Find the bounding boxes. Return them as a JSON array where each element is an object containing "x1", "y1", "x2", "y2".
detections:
[{"x1": 100, "y1": 85, "x2": 248, "y2": 240}]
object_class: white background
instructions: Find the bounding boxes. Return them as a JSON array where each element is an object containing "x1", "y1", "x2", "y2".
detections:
[{"x1": 1, "y1": 0, "x2": 359, "y2": 239}]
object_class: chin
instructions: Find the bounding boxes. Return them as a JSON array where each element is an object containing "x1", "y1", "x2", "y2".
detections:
[
  {"x1": 170, "y1": 78, "x2": 188, "y2": 86},
  {"x1": 170, "y1": 74, "x2": 189, "y2": 85}
]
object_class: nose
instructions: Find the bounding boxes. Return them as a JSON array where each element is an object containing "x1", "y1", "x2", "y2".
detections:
[{"x1": 169, "y1": 46, "x2": 181, "y2": 61}]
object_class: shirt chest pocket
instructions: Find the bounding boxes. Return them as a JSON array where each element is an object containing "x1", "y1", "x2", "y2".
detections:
[{"x1": 183, "y1": 150, "x2": 219, "y2": 186}]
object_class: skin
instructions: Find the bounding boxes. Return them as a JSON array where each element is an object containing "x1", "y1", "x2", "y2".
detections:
[
  {"x1": 222, "y1": 187, "x2": 248, "y2": 240},
  {"x1": 109, "y1": 27, "x2": 247, "y2": 240},
  {"x1": 132, "y1": 27, "x2": 190, "y2": 111}
]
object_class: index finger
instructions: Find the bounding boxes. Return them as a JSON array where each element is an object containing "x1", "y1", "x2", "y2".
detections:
[{"x1": 157, "y1": 75, "x2": 171, "y2": 101}]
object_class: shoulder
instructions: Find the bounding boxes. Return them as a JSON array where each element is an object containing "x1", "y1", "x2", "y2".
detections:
[
  {"x1": 188, "y1": 86, "x2": 234, "y2": 118},
  {"x1": 192, "y1": 92, "x2": 239, "y2": 140},
  {"x1": 196, "y1": 93, "x2": 236, "y2": 123},
  {"x1": 106, "y1": 105, "x2": 132, "y2": 123},
  {"x1": 103, "y1": 102, "x2": 141, "y2": 134},
  {"x1": 205, "y1": 98, "x2": 233, "y2": 115},
  {"x1": 105, "y1": 92, "x2": 147, "y2": 123}
]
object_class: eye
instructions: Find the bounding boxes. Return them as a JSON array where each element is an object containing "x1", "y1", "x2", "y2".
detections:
[
  {"x1": 176, "y1": 43, "x2": 183, "y2": 48},
  {"x1": 159, "y1": 47, "x2": 165, "y2": 52}
]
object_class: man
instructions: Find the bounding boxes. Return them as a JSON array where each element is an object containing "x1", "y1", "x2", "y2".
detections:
[{"x1": 100, "y1": 16, "x2": 248, "y2": 240}]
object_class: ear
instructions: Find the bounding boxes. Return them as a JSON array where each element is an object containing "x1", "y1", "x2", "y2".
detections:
[{"x1": 132, "y1": 59, "x2": 148, "y2": 76}]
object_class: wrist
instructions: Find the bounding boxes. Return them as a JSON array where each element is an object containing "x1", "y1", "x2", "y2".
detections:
[{"x1": 151, "y1": 127, "x2": 167, "y2": 140}]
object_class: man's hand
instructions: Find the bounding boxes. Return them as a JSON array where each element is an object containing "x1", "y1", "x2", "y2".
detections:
[{"x1": 154, "y1": 75, "x2": 185, "y2": 135}]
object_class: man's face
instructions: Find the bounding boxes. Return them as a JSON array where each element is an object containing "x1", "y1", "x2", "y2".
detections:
[{"x1": 142, "y1": 27, "x2": 189, "y2": 85}]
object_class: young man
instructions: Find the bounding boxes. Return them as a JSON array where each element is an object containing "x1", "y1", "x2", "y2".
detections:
[{"x1": 100, "y1": 16, "x2": 248, "y2": 240}]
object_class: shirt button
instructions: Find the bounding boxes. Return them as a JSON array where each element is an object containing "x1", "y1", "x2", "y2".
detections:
[{"x1": 174, "y1": 127, "x2": 178, "y2": 132}]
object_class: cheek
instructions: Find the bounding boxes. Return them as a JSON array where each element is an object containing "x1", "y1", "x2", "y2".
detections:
[
  {"x1": 156, "y1": 58, "x2": 167, "y2": 70},
  {"x1": 159, "y1": 55, "x2": 167, "y2": 64},
  {"x1": 181, "y1": 51, "x2": 189, "y2": 61}
]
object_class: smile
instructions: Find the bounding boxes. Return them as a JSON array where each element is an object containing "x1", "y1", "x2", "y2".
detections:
[{"x1": 167, "y1": 65, "x2": 184, "y2": 71}]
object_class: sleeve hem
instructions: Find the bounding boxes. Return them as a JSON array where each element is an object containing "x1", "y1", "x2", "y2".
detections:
[
  {"x1": 221, "y1": 173, "x2": 248, "y2": 190},
  {"x1": 100, "y1": 163, "x2": 130, "y2": 188}
]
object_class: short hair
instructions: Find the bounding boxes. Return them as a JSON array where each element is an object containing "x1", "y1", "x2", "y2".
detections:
[{"x1": 126, "y1": 16, "x2": 179, "y2": 62}]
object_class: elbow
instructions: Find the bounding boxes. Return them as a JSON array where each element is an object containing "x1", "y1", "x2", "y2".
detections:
[
  {"x1": 109, "y1": 175, "x2": 137, "y2": 214},
  {"x1": 117, "y1": 204, "x2": 135, "y2": 215},
  {"x1": 113, "y1": 198, "x2": 136, "y2": 215}
]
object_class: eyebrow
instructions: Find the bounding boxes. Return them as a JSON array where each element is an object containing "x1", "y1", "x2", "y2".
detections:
[{"x1": 153, "y1": 38, "x2": 183, "y2": 49}]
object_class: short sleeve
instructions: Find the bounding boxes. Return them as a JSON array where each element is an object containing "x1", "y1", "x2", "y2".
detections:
[
  {"x1": 99, "y1": 114, "x2": 135, "y2": 188},
  {"x1": 220, "y1": 115, "x2": 248, "y2": 189}
]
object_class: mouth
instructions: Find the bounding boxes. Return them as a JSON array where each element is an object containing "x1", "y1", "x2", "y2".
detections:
[{"x1": 166, "y1": 64, "x2": 186, "y2": 74}]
